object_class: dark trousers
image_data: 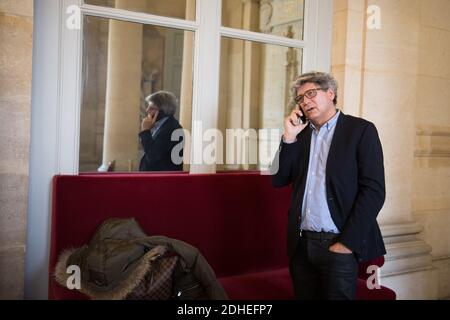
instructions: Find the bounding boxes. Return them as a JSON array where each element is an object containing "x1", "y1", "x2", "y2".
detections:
[{"x1": 289, "y1": 232, "x2": 358, "y2": 300}]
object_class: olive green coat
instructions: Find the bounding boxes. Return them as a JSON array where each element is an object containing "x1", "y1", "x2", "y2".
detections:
[{"x1": 54, "y1": 218, "x2": 228, "y2": 300}]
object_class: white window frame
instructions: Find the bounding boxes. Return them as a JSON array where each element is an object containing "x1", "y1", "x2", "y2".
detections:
[{"x1": 26, "y1": 0, "x2": 333, "y2": 299}]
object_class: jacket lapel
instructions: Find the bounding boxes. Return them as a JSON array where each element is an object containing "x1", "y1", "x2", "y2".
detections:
[
  {"x1": 326, "y1": 111, "x2": 346, "y2": 179},
  {"x1": 292, "y1": 127, "x2": 312, "y2": 213}
]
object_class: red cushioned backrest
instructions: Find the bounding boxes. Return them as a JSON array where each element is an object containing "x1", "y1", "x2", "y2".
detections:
[
  {"x1": 357, "y1": 256, "x2": 385, "y2": 280},
  {"x1": 49, "y1": 172, "x2": 291, "y2": 298}
]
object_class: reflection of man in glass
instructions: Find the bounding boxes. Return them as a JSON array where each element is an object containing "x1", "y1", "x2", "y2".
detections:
[{"x1": 139, "y1": 91, "x2": 184, "y2": 171}]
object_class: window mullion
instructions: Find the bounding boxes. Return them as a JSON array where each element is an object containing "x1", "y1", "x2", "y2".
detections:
[
  {"x1": 80, "y1": 3, "x2": 198, "y2": 32},
  {"x1": 303, "y1": 0, "x2": 333, "y2": 72},
  {"x1": 220, "y1": 27, "x2": 306, "y2": 49},
  {"x1": 190, "y1": 0, "x2": 222, "y2": 173}
]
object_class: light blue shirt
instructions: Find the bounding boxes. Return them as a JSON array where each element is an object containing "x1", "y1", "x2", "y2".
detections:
[{"x1": 300, "y1": 110, "x2": 340, "y2": 233}]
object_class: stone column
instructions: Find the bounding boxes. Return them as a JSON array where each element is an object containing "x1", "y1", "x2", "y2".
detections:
[
  {"x1": 223, "y1": 1, "x2": 245, "y2": 171},
  {"x1": 101, "y1": 0, "x2": 146, "y2": 172},
  {"x1": 241, "y1": 0, "x2": 260, "y2": 170},
  {"x1": 179, "y1": 0, "x2": 196, "y2": 170},
  {"x1": 412, "y1": 0, "x2": 450, "y2": 299},
  {"x1": 0, "y1": 1, "x2": 33, "y2": 299},
  {"x1": 331, "y1": 0, "x2": 438, "y2": 299}
]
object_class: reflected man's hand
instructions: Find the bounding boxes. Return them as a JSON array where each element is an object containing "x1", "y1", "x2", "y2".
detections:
[{"x1": 141, "y1": 110, "x2": 159, "y2": 131}]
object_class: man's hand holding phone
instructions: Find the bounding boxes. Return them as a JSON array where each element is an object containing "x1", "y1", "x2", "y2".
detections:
[
  {"x1": 141, "y1": 110, "x2": 159, "y2": 131},
  {"x1": 283, "y1": 107, "x2": 308, "y2": 143}
]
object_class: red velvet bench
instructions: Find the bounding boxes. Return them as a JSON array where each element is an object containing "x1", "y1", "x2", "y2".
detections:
[{"x1": 49, "y1": 172, "x2": 395, "y2": 300}]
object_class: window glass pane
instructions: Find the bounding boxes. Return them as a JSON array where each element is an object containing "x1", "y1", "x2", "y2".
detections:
[
  {"x1": 222, "y1": 0, "x2": 304, "y2": 40},
  {"x1": 84, "y1": 0, "x2": 196, "y2": 21},
  {"x1": 79, "y1": 16, "x2": 194, "y2": 172},
  {"x1": 217, "y1": 37, "x2": 302, "y2": 171}
]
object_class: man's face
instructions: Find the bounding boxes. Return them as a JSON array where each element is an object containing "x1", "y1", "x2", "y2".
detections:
[
  {"x1": 296, "y1": 82, "x2": 335, "y2": 123},
  {"x1": 146, "y1": 101, "x2": 159, "y2": 118}
]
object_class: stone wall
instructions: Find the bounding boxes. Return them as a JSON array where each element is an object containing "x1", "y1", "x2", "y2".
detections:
[
  {"x1": 412, "y1": 0, "x2": 450, "y2": 300},
  {"x1": 331, "y1": 0, "x2": 449, "y2": 299},
  {"x1": 0, "y1": 0, "x2": 33, "y2": 299}
]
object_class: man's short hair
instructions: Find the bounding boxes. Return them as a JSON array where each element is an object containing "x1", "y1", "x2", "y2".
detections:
[
  {"x1": 145, "y1": 91, "x2": 178, "y2": 116},
  {"x1": 291, "y1": 71, "x2": 338, "y2": 106}
]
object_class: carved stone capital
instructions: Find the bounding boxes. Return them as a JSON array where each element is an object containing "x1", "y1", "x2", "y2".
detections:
[{"x1": 259, "y1": 0, "x2": 273, "y2": 33}]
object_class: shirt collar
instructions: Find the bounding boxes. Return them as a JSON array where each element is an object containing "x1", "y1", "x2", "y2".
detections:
[
  {"x1": 310, "y1": 109, "x2": 340, "y2": 132},
  {"x1": 150, "y1": 116, "x2": 170, "y2": 135},
  {"x1": 153, "y1": 116, "x2": 169, "y2": 129}
]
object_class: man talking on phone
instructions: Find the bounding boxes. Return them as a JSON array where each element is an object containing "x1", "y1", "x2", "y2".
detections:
[
  {"x1": 139, "y1": 91, "x2": 184, "y2": 171},
  {"x1": 271, "y1": 72, "x2": 386, "y2": 299}
]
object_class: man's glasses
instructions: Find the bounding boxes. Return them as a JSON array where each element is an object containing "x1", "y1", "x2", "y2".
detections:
[{"x1": 294, "y1": 87, "x2": 328, "y2": 105}]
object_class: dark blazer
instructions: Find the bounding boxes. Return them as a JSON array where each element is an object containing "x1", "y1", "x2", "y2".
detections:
[
  {"x1": 139, "y1": 116, "x2": 184, "y2": 171},
  {"x1": 272, "y1": 111, "x2": 386, "y2": 262}
]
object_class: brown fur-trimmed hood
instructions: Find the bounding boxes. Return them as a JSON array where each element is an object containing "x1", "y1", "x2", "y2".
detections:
[
  {"x1": 54, "y1": 245, "x2": 166, "y2": 300},
  {"x1": 53, "y1": 218, "x2": 228, "y2": 300}
]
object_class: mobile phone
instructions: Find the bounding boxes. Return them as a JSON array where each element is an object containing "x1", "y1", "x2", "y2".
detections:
[{"x1": 297, "y1": 106, "x2": 307, "y2": 124}]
